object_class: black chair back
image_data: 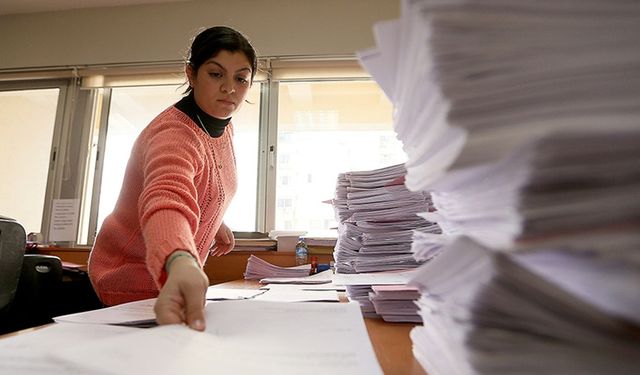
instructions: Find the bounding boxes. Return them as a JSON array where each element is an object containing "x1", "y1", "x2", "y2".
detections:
[
  {"x1": 0, "y1": 216, "x2": 26, "y2": 334},
  {"x1": 0, "y1": 216, "x2": 26, "y2": 315}
]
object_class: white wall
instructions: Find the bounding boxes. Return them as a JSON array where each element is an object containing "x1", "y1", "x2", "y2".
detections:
[{"x1": 0, "y1": 0, "x2": 399, "y2": 70}]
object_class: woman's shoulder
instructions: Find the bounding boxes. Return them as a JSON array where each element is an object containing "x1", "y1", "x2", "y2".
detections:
[
  {"x1": 140, "y1": 106, "x2": 203, "y2": 142},
  {"x1": 133, "y1": 106, "x2": 212, "y2": 161}
]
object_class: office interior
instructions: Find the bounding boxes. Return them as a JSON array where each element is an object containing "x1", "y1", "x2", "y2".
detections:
[
  {"x1": 0, "y1": 0, "x2": 401, "y2": 329},
  {"x1": 3, "y1": 2, "x2": 639, "y2": 374}
]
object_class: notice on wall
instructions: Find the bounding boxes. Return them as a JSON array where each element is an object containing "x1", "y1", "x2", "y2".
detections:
[{"x1": 49, "y1": 198, "x2": 80, "y2": 242}]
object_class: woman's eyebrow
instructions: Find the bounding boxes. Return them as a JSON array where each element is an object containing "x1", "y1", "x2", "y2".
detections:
[{"x1": 205, "y1": 61, "x2": 252, "y2": 74}]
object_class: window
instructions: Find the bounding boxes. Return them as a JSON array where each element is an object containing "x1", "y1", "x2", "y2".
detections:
[
  {"x1": 0, "y1": 86, "x2": 62, "y2": 234},
  {"x1": 96, "y1": 83, "x2": 261, "y2": 233},
  {"x1": 0, "y1": 59, "x2": 409, "y2": 244},
  {"x1": 275, "y1": 80, "x2": 406, "y2": 231},
  {"x1": 97, "y1": 85, "x2": 183, "y2": 230}
]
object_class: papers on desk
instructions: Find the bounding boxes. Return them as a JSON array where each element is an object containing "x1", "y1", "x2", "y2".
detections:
[
  {"x1": 359, "y1": 0, "x2": 640, "y2": 373},
  {"x1": 205, "y1": 287, "x2": 265, "y2": 301},
  {"x1": 52, "y1": 301, "x2": 383, "y2": 375},
  {"x1": 244, "y1": 254, "x2": 311, "y2": 280},
  {"x1": 260, "y1": 269, "x2": 333, "y2": 285},
  {"x1": 52, "y1": 283, "x2": 340, "y2": 329},
  {"x1": 209, "y1": 284, "x2": 340, "y2": 303},
  {"x1": 423, "y1": 130, "x2": 640, "y2": 255},
  {"x1": 361, "y1": 0, "x2": 640, "y2": 192},
  {"x1": 331, "y1": 163, "x2": 441, "y2": 274},
  {"x1": 0, "y1": 323, "x2": 133, "y2": 375},
  {"x1": 408, "y1": 237, "x2": 640, "y2": 375},
  {"x1": 53, "y1": 298, "x2": 156, "y2": 326},
  {"x1": 333, "y1": 270, "x2": 416, "y2": 285},
  {"x1": 232, "y1": 236, "x2": 277, "y2": 251},
  {"x1": 208, "y1": 286, "x2": 338, "y2": 303},
  {"x1": 254, "y1": 284, "x2": 339, "y2": 303},
  {"x1": 369, "y1": 285, "x2": 422, "y2": 323},
  {"x1": 332, "y1": 270, "x2": 419, "y2": 319}
]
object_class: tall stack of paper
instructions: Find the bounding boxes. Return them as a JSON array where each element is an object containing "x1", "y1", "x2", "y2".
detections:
[
  {"x1": 332, "y1": 163, "x2": 441, "y2": 273},
  {"x1": 358, "y1": 0, "x2": 640, "y2": 191},
  {"x1": 408, "y1": 238, "x2": 640, "y2": 375},
  {"x1": 358, "y1": 0, "x2": 640, "y2": 373},
  {"x1": 331, "y1": 164, "x2": 442, "y2": 316},
  {"x1": 427, "y1": 130, "x2": 640, "y2": 253}
]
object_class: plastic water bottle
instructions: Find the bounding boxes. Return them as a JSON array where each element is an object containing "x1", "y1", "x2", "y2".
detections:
[{"x1": 295, "y1": 237, "x2": 308, "y2": 266}]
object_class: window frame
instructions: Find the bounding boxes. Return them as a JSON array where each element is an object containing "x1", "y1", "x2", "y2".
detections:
[
  {"x1": 0, "y1": 57, "x2": 380, "y2": 245},
  {"x1": 0, "y1": 78, "x2": 76, "y2": 241}
]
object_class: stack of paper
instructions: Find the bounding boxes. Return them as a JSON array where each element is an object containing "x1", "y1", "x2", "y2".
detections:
[
  {"x1": 332, "y1": 163, "x2": 441, "y2": 273},
  {"x1": 358, "y1": 0, "x2": 640, "y2": 373},
  {"x1": 358, "y1": 0, "x2": 640, "y2": 192},
  {"x1": 333, "y1": 270, "x2": 418, "y2": 318},
  {"x1": 427, "y1": 130, "x2": 640, "y2": 254},
  {"x1": 243, "y1": 255, "x2": 311, "y2": 280},
  {"x1": 304, "y1": 231, "x2": 338, "y2": 255},
  {"x1": 408, "y1": 238, "x2": 640, "y2": 375},
  {"x1": 343, "y1": 285, "x2": 378, "y2": 318},
  {"x1": 369, "y1": 285, "x2": 422, "y2": 323},
  {"x1": 232, "y1": 237, "x2": 277, "y2": 252}
]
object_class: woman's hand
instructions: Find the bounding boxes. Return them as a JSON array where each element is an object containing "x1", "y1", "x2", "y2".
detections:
[
  {"x1": 154, "y1": 251, "x2": 209, "y2": 331},
  {"x1": 210, "y1": 222, "x2": 235, "y2": 256}
]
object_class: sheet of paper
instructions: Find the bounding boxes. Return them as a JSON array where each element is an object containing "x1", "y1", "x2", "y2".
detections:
[
  {"x1": 48, "y1": 198, "x2": 80, "y2": 242},
  {"x1": 261, "y1": 282, "x2": 346, "y2": 291},
  {"x1": 260, "y1": 269, "x2": 334, "y2": 284},
  {"x1": 333, "y1": 270, "x2": 417, "y2": 285},
  {"x1": 52, "y1": 300, "x2": 383, "y2": 375},
  {"x1": 254, "y1": 285, "x2": 339, "y2": 302},
  {"x1": 301, "y1": 283, "x2": 346, "y2": 291},
  {"x1": 0, "y1": 323, "x2": 133, "y2": 375},
  {"x1": 53, "y1": 298, "x2": 156, "y2": 325},
  {"x1": 205, "y1": 287, "x2": 265, "y2": 300}
]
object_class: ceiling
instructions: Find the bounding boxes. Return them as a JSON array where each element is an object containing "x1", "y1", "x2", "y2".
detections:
[{"x1": 0, "y1": 0, "x2": 192, "y2": 16}]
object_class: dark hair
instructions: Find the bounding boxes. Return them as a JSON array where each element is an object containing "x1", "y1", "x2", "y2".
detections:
[{"x1": 185, "y1": 26, "x2": 257, "y2": 94}]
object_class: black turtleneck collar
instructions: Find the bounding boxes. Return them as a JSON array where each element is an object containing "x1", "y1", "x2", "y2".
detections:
[{"x1": 174, "y1": 92, "x2": 231, "y2": 138}]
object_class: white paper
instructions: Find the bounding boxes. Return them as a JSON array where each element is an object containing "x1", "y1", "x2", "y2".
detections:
[
  {"x1": 48, "y1": 198, "x2": 80, "y2": 242},
  {"x1": 254, "y1": 285, "x2": 339, "y2": 302},
  {"x1": 54, "y1": 298, "x2": 156, "y2": 325},
  {"x1": 53, "y1": 300, "x2": 383, "y2": 375},
  {"x1": 260, "y1": 269, "x2": 334, "y2": 284},
  {"x1": 260, "y1": 283, "x2": 346, "y2": 291},
  {"x1": 205, "y1": 287, "x2": 265, "y2": 300},
  {"x1": 0, "y1": 323, "x2": 132, "y2": 375},
  {"x1": 333, "y1": 270, "x2": 417, "y2": 285}
]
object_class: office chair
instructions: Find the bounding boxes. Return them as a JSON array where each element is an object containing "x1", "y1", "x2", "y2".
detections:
[
  {"x1": 11, "y1": 254, "x2": 63, "y2": 329},
  {"x1": 0, "y1": 215, "x2": 26, "y2": 333}
]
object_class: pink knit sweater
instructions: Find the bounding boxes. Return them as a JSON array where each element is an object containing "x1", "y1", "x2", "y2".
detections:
[{"x1": 88, "y1": 106, "x2": 237, "y2": 306}]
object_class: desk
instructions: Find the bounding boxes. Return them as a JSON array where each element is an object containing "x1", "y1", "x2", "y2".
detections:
[
  {"x1": 36, "y1": 247, "x2": 334, "y2": 285},
  {"x1": 1, "y1": 279, "x2": 427, "y2": 375},
  {"x1": 209, "y1": 280, "x2": 427, "y2": 375},
  {"x1": 2, "y1": 272, "x2": 426, "y2": 374}
]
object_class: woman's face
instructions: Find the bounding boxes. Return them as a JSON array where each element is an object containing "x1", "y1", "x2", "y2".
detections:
[{"x1": 187, "y1": 50, "x2": 253, "y2": 119}]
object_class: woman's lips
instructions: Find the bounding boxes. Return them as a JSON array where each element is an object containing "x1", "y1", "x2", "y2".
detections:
[{"x1": 218, "y1": 99, "x2": 235, "y2": 106}]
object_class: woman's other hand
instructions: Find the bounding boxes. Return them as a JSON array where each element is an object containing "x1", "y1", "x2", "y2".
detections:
[
  {"x1": 154, "y1": 251, "x2": 208, "y2": 331},
  {"x1": 211, "y1": 222, "x2": 235, "y2": 256}
]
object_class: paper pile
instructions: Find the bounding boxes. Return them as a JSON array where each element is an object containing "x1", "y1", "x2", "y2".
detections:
[
  {"x1": 331, "y1": 163, "x2": 441, "y2": 273},
  {"x1": 359, "y1": 0, "x2": 640, "y2": 373}
]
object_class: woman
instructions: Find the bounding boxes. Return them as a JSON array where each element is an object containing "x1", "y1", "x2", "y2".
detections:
[{"x1": 88, "y1": 26, "x2": 257, "y2": 331}]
